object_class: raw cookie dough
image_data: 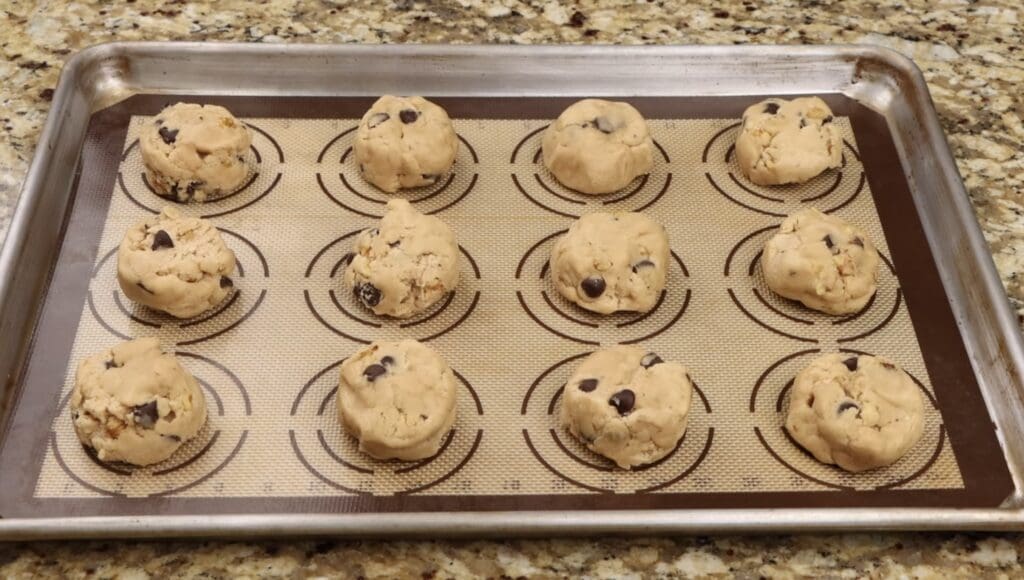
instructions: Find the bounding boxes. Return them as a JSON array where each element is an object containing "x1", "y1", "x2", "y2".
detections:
[
  {"x1": 337, "y1": 339, "x2": 458, "y2": 461},
  {"x1": 117, "y1": 206, "x2": 237, "y2": 319},
  {"x1": 549, "y1": 211, "x2": 669, "y2": 315},
  {"x1": 785, "y1": 353, "x2": 925, "y2": 472},
  {"x1": 761, "y1": 208, "x2": 880, "y2": 315},
  {"x1": 560, "y1": 346, "x2": 693, "y2": 469},
  {"x1": 541, "y1": 99, "x2": 654, "y2": 194},
  {"x1": 735, "y1": 97, "x2": 842, "y2": 186},
  {"x1": 140, "y1": 102, "x2": 252, "y2": 202},
  {"x1": 70, "y1": 337, "x2": 208, "y2": 466},
  {"x1": 353, "y1": 95, "x2": 459, "y2": 193},
  {"x1": 343, "y1": 198, "x2": 460, "y2": 318}
]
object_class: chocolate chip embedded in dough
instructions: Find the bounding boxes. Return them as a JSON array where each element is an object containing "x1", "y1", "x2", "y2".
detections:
[
  {"x1": 363, "y1": 363, "x2": 387, "y2": 382},
  {"x1": 399, "y1": 109, "x2": 419, "y2": 124},
  {"x1": 594, "y1": 116, "x2": 615, "y2": 134},
  {"x1": 837, "y1": 400, "x2": 860, "y2": 415},
  {"x1": 842, "y1": 357, "x2": 858, "y2": 372},
  {"x1": 158, "y1": 126, "x2": 179, "y2": 144},
  {"x1": 354, "y1": 282, "x2": 382, "y2": 308},
  {"x1": 220, "y1": 276, "x2": 233, "y2": 288},
  {"x1": 132, "y1": 401, "x2": 159, "y2": 429},
  {"x1": 852, "y1": 237, "x2": 864, "y2": 248},
  {"x1": 580, "y1": 276, "x2": 606, "y2": 299},
  {"x1": 823, "y1": 115, "x2": 834, "y2": 124},
  {"x1": 631, "y1": 259, "x2": 655, "y2": 274},
  {"x1": 640, "y1": 353, "x2": 664, "y2": 368},
  {"x1": 367, "y1": 112, "x2": 390, "y2": 128},
  {"x1": 380, "y1": 355, "x2": 396, "y2": 367},
  {"x1": 609, "y1": 389, "x2": 636, "y2": 415},
  {"x1": 763, "y1": 102, "x2": 780, "y2": 115},
  {"x1": 578, "y1": 378, "x2": 598, "y2": 392},
  {"x1": 151, "y1": 230, "x2": 174, "y2": 251}
]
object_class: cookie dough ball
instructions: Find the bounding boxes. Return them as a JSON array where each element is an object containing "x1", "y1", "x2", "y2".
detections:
[
  {"x1": 735, "y1": 97, "x2": 842, "y2": 186},
  {"x1": 343, "y1": 199, "x2": 460, "y2": 318},
  {"x1": 353, "y1": 95, "x2": 459, "y2": 193},
  {"x1": 338, "y1": 340, "x2": 458, "y2": 461},
  {"x1": 70, "y1": 337, "x2": 207, "y2": 466},
  {"x1": 541, "y1": 99, "x2": 654, "y2": 194},
  {"x1": 550, "y1": 212, "x2": 669, "y2": 315},
  {"x1": 140, "y1": 102, "x2": 252, "y2": 202},
  {"x1": 117, "y1": 206, "x2": 237, "y2": 319},
  {"x1": 761, "y1": 208, "x2": 879, "y2": 315},
  {"x1": 560, "y1": 346, "x2": 693, "y2": 469},
  {"x1": 785, "y1": 353, "x2": 924, "y2": 472}
]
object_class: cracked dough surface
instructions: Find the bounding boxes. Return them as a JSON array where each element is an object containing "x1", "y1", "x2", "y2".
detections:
[
  {"x1": 343, "y1": 198, "x2": 460, "y2": 318},
  {"x1": 337, "y1": 339, "x2": 458, "y2": 461},
  {"x1": 761, "y1": 208, "x2": 879, "y2": 315},
  {"x1": 785, "y1": 353, "x2": 925, "y2": 472},
  {"x1": 117, "y1": 206, "x2": 237, "y2": 319},
  {"x1": 735, "y1": 97, "x2": 842, "y2": 186},
  {"x1": 140, "y1": 102, "x2": 252, "y2": 202},
  {"x1": 560, "y1": 346, "x2": 693, "y2": 469},
  {"x1": 353, "y1": 95, "x2": 459, "y2": 193},
  {"x1": 550, "y1": 211, "x2": 669, "y2": 315},
  {"x1": 541, "y1": 99, "x2": 654, "y2": 194},
  {"x1": 70, "y1": 337, "x2": 208, "y2": 466}
]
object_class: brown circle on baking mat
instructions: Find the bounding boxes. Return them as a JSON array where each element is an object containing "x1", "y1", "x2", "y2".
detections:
[
  {"x1": 509, "y1": 124, "x2": 673, "y2": 218},
  {"x1": 748, "y1": 348, "x2": 945, "y2": 492},
  {"x1": 85, "y1": 228, "x2": 269, "y2": 346},
  {"x1": 51, "y1": 352, "x2": 250, "y2": 497},
  {"x1": 514, "y1": 229, "x2": 690, "y2": 346},
  {"x1": 303, "y1": 229, "x2": 480, "y2": 344},
  {"x1": 723, "y1": 225, "x2": 901, "y2": 344},
  {"x1": 702, "y1": 122, "x2": 865, "y2": 218},
  {"x1": 289, "y1": 359, "x2": 483, "y2": 496},
  {"x1": 118, "y1": 121, "x2": 283, "y2": 218},
  {"x1": 519, "y1": 351, "x2": 713, "y2": 494},
  {"x1": 316, "y1": 125, "x2": 478, "y2": 218}
]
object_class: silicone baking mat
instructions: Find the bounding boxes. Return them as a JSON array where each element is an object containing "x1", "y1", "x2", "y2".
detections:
[{"x1": 0, "y1": 96, "x2": 1011, "y2": 517}]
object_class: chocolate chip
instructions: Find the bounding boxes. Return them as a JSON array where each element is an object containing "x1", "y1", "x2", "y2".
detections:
[
  {"x1": 881, "y1": 361, "x2": 896, "y2": 370},
  {"x1": 169, "y1": 183, "x2": 180, "y2": 199},
  {"x1": 823, "y1": 234, "x2": 838, "y2": 254},
  {"x1": 399, "y1": 109, "x2": 419, "y2": 124},
  {"x1": 609, "y1": 389, "x2": 636, "y2": 415},
  {"x1": 158, "y1": 126, "x2": 178, "y2": 144},
  {"x1": 581, "y1": 276, "x2": 606, "y2": 299},
  {"x1": 186, "y1": 181, "x2": 200, "y2": 196},
  {"x1": 104, "y1": 359, "x2": 116, "y2": 370},
  {"x1": 823, "y1": 115, "x2": 834, "y2": 124},
  {"x1": 380, "y1": 356, "x2": 396, "y2": 367},
  {"x1": 151, "y1": 229, "x2": 174, "y2": 250},
  {"x1": 837, "y1": 401, "x2": 860, "y2": 415},
  {"x1": 640, "y1": 353, "x2": 664, "y2": 368},
  {"x1": 799, "y1": 119, "x2": 807, "y2": 128},
  {"x1": 764, "y1": 102, "x2": 780, "y2": 115},
  {"x1": 578, "y1": 378, "x2": 598, "y2": 392},
  {"x1": 367, "y1": 112, "x2": 390, "y2": 128},
  {"x1": 132, "y1": 401, "x2": 159, "y2": 429},
  {"x1": 594, "y1": 116, "x2": 615, "y2": 134},
  {"x1": 354, "y1": 283, "x2": 382, "y2": 308},
  {"x1": 852, "y1": 237, "x2": 864, "y2": 247},
  {"x1": 842, "y1": 356, "x2": 858, "y2": 372},
  {"x1": 388, "y1": 240, "x2": 401, "y2": 248},
  {"x1": 220, "y1": 276, "x2": 233, "y2": 288},
  {"x1": 363, "y1": 363, "x2": 387, "y2": 382},
  {"x1": 631, "y1": 259, "x2": 655, "y2": 273},
  {"x1": 155, "y1": 118, "x2": 163, "y2": 126},
  {"x1": 164, "y1": 434, "x2": 182, "y2": 443}
]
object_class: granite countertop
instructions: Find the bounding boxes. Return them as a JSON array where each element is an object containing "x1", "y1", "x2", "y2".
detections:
[{"x1": 2, "y1": 0, "x2": 1023, "y2": 577}]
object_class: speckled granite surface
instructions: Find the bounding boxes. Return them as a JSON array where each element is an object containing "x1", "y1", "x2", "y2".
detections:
[{"x1": 2, "y1": 0, "x2": 1024, "y2": 577}]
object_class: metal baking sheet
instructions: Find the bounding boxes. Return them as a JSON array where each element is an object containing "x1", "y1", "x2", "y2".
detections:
[{"x1": 1, "y1": 43, "x2": 1024, "y2": 539}]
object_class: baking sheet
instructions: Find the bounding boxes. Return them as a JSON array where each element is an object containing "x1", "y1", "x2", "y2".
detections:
[{"x1": 0, "y1": 95, "x2": 1010, "y2": 517}]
